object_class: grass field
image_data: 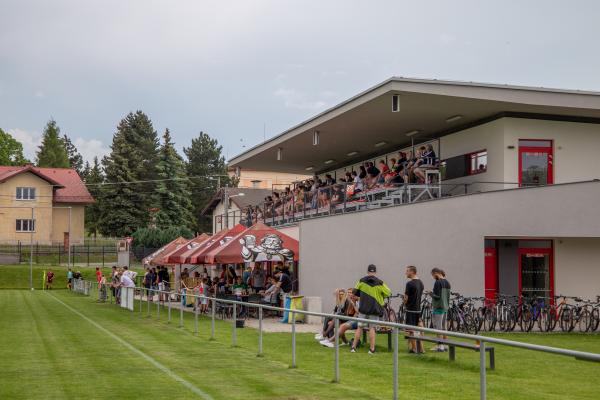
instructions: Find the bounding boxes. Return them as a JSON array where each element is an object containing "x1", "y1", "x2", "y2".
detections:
[
  {"x1": 0, "y1": 265, "x2": 144, "y2": 290},
  {"x1": 1, "y1": 266, "x2": 599, "y2": 399}
]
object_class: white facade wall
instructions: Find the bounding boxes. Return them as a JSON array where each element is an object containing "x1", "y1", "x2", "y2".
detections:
[
  {"x1": 503, "y1": 118, "x2": 600, "y2": 183},
  {"x1": 299, "y1": 181, "x2": 600, "y2": 312},
  {"x1": 211, "y1": 201, "x2": 241, "y2": 234},
  {"x1": 554, "y1": 238, "x2": 600, "y2": 297}
]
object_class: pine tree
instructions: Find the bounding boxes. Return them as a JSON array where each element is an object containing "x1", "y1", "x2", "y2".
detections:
[
  {"x1": 155, "y1": 129, "x2": 194, "y2": 229},
  {"x1": 0, "y1": 128, "x2": 28, "y2": 165},
  {"x1": 36, "y1": 119, "x2": 70, "y2": 168},
  {"x1": 184, "y1": 131, "x2": 235, "y2": 233},
  {"x1": 84, "y1": 157, "x2": 103, "y2": 238},
  {"x1": 98, "y1": 111, "x2": 160, "y2": 237},
  {"x1": 63, "y1": 134, "x2": 84, "y2": 176}
]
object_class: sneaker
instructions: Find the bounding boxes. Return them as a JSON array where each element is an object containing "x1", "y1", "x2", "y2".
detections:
[
  {"x1": 350, "y1": 347, "x2": 357, "y2": 353},
  {"x1": 429, "y1": 346, "x2": 441, "y2": 352},
  {"x1": 339, "y1": 342, "x2": 348, "y2": 347},
  {"x1": 368, "y1": 349, "x2": 376, "y2": 355},
  {"x1": 320, "y1": 340, "x2": 334, "y2": 348},
  {"x1": 314, "y1": 334, "x2": 324, "y2": 341}
]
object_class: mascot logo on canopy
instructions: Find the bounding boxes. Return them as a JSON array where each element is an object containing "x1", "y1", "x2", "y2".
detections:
[{"x1": 240, "y1": 233, "x2": 294, "y2": 262}]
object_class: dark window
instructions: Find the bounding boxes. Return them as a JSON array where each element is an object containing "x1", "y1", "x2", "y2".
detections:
[
  {"x1": 16, "y1": 187, "x2": 36, "y2": 200},
  {"x1": 441, "y1": 149, "x2": 487, "y2": 180},
  {"x1": 16, "y1": 219, "x2": 35, "y2": 232}
]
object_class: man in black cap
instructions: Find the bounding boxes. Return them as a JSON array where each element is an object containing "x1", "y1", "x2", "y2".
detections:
[{"x1": 350, "y1": 264, "x2": 391, "y2": 354}]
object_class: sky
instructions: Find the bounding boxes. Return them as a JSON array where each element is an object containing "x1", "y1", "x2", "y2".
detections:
[{"x1": 1, "y1": 0, "x2": 600, "y2": 164}]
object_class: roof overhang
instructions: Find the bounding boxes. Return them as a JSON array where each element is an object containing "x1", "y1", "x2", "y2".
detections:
[{"x1": 229, "y1": 77, "x2": 600, "y2": 174}]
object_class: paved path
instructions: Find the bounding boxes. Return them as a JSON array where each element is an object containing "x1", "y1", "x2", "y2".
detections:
[{"x1": 136, "y1": 295, "x2": 321, "y2": 333}]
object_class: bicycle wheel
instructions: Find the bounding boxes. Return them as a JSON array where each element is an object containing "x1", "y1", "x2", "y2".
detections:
[
  {"x1": 484, "y1": 308, "x2": 496, "y2": 332},
  {"x1": 463, "y1": 313, "x2": 478, "y2": 334},
  {"x1": 547, "y1": 306, "x2": 558, "y2": 332},
  {"x1": 537, "y1": 307, "x2": 550, "y2": 332},
  {"x1": 591, "y1": 308, "x2": 600, "y2": 332},
  {"x1": 577, "y1": 309, "x2": 591, "y2": 332},
  {"x1": 396, "y1": 304, "x2": 405, "y2": 324},
  {"x1": 559, "y1": 309, "x2": 573, "y2": 332},
  {"x1": 421, "y1": 306, "x2": 432, "y2": 329},
  {"x1": 447, "y1": 308, "x2": 457, "y2": 331},
  {"x1": 519, "y1": 306, "x2": 533, "y2": 332}
]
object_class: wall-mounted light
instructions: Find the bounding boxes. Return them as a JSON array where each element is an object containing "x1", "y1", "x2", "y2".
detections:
[
  {"x1": 374, "y1": 141, "x2": 387, "y2": 148},
  {"x1": 277, "y1": 147, "x2": 283, "y2": 161},
  {"x1": 305, "y1": 166, "x2": 314, "y2": 171},
  {"x1": 405, "y1": 130, "x2": 420, "y2": 137},
  {"x1": 313, "y1": 130, "x2": 320, "y2": 146},
  {"x1": 347, "y1": 151, "x2": 359, "y2": 157},
  {"x1": 392, "y1": 94, "x2": 400, "y2": 112},
  {"x1": 446, "y1": 115, "x2": 462, "y2": 123}
]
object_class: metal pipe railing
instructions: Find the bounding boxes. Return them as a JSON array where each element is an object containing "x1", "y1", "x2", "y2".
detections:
[{"x1": 88, "y1": 283, "x2": 600, "y2": 400}]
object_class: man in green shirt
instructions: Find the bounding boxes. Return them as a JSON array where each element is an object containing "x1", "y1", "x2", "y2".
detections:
[{"x1": 428, "y1": 267, "x2": 451, "y2": 352}]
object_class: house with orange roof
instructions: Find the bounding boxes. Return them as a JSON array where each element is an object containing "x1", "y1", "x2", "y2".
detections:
[{"x1": 0, "y1": 165, "x2": 94, "y2": 245}]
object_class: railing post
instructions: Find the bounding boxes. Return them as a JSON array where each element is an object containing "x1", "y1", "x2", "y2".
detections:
[
  {"x1": 291, "y1": 311, "x2": 296, "y2": 368},
  {"x1": 334, "y1": 317, "x2": 340, "y2": 382},
  {"x1": 258, "y1": 306, "x2": 263, "y2": 357},
  {"x1": 480, "y1": 341, "x2": 487, "y2": 400},
  {"x1": 393, "y1": 327, "x2": 399, "y2": 400},
  {"x1": 138, "y1": 288, "x2": 142, "y2": 313},
  {"x1": 211, "y1": 298, "x2": 216, "y2": 340},
  {"x1": 147, "y1": 289, "x2": 150, "y2": 316},
  {"x1": 194, "y1": 296, "x2": 199, "y2": 335},
  {"x1": 179, "y1": 292, "x2": 184, "y2": 328},
  {"x1": 168, "y1": 291, "x2": 172, "y2": 323},
  {"x1": 157, "y1": 291, "x2": 160, "y2": 318},
  {"x1": 232, "y1": 302, "x2": 237, "y2": 346}
]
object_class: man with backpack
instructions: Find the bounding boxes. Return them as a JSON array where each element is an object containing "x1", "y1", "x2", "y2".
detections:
[{"x1": 350, "y1": 264, "x2": 391, "y2": 354}]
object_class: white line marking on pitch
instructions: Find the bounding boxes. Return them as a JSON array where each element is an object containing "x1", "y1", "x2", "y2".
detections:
[{"x1": 47, "y1": 293, "x2": 214, "y2": 400}]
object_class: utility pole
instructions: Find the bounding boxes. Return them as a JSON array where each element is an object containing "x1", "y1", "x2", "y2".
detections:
[{"x1": 30, "y1": 207, "x2": 34, "y2": 290}]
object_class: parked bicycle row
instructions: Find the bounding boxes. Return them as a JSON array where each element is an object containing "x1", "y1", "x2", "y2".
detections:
[{"x1": 382, "y1": 292, "x2": 600, "y2": 334}]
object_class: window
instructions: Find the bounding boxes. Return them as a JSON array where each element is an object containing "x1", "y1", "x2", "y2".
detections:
[
  {"x1": 468, "y1": 150, "x2": 487, "y2": 175},
  {"x1": 16, "y1": 187, "x2": 36, "y2": 200},
  {"x1": 441, "y1": 149, "x2": 487, "y2": 180},
  {"x1": 16, "y1": 219, "x2": 36, "y2": 232}
]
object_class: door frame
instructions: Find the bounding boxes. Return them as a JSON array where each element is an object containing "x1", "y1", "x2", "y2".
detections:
[
  {"x1": 518, "y1": 245, "x2": 554, "y2": 301},
  {"x1": 518, "y1": 139, "x2": 554, "y2": 186},
  {"x1": 484, "y1": 246, "x2": 498, "y2": 304}
]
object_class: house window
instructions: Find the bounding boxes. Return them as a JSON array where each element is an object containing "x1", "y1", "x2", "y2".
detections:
[
  {"x1": 468, "y1": 150, "x2": 487, "y2": 175},
  {"x1": 16, "y1": 187, "x2": 36, "y2": 200},
  {"x1": 16, "y1": 219, "x2": 36, "y2": 232}
]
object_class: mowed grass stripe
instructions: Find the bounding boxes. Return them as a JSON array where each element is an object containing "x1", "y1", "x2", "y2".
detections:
[
  {"x1": 46, "y1": 292, "x2": 214, "y2": 400},
  {"x1": 0, "y1": 291, "x2": 374, "y2": 400}
]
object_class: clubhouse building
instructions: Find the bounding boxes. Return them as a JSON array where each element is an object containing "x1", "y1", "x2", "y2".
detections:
[{"x1": 228, "y1": 77, "x2": 600, "y2": 312}]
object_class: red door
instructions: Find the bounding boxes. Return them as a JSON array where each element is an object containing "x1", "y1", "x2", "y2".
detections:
[
  {"x1": 519, "y1": 139, "x2": 553, "y2": 186},
  {"x1": 518, "y1": 247, "x2": 554, "y2": 301},
  {"x1": 484, "y1": 247, "x2": 498, "y2": 304}
]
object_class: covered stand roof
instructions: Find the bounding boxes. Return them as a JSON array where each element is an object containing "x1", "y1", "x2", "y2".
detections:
[
  {"x1": 228, "y1": 77, "x2": 600, "y2": 175},
  {"x1": 185, "y1": 224, "x2": 247, "y2": 264},
  {"x1": 204, "y1": 222, "x2": 299, "y2": 264},
  {"x1": 142, "y1": 237, "x2": 190, "y2": 266},
  {"x1": 165, "y1": 233, "x2": 212, "y2": 264}
]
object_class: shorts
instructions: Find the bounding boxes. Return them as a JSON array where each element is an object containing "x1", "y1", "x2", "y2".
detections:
[
  {"x1": 432, "y1": 312, "x2": 447, "y2": 330},
  {"x1": 343, "y1": 321, "x2": 359, "y2": 330},
  {"x1": 405, "y1": 311, "x2": 420, "y2": 327},
  {"x1": 357, "y1": 313, "x2": 380, "y2": 328}
]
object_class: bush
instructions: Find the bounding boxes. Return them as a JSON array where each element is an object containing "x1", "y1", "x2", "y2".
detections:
[{"x1": 131, "y1": 226, "x2": 194, "y2": 249}]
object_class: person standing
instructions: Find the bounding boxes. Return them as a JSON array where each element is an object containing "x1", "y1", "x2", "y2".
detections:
[
  {"x1": 67, "y1": 268, "x2": 73, "y2": 289},
  {"x1": 404, "y1": 265, "x2": 425, "y2": 354},
  {"x1": 350, "y1": 264, "x2": 391, "y2": 354},
  {"x1": 95, "y1": 267, "x2": 102, "y2": 284},
  {"x1": 250, "y1": 264, "x2": 266, "y2": 293},
  {"x1": 428, "y1": 268, "x2": 451, "y2": 352},
  {"x1": 46, "y1": 269, "x2": 55, "y2": 290}
]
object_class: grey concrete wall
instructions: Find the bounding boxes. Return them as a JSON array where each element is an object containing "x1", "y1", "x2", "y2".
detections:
[
  {"x1": 497, "y1": 239, "x2": 519, "y2": 297},
  {"x1": 299, "y1": 181, "x2": 600, "y2": 312}
]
